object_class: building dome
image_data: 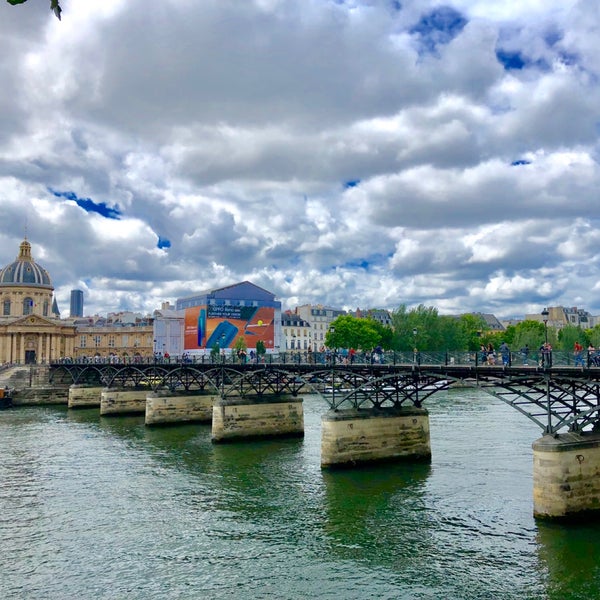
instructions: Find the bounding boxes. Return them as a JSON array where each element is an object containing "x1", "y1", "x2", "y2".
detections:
[{"x1": 0, "y1": 239, "x2": 52, "y2": 288}]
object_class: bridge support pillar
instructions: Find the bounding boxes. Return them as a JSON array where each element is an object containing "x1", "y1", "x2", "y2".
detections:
[
  {"x1": 145, "y1": 390, "x2": 217, "y2": 426},
  {"x1": 212, "y1": 394, "x2": 304, "y2": 442},
  {"x1": 321, "y1": 407, "x2": 431, "y2": 468},
  {"x1": 533, "y1": 432, "x2": 600, "y2": 519},
  {"x1": 100, "y1": 388, "x2": 148, "y2": 416},
  {"x1": 68, "y1": 384, "x2": 104, "y2": 409}
]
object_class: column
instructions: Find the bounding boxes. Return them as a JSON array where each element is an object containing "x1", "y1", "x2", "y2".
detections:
[
  {"x1": 321, "y1": 406, "x2": 431, "y2": 468},
  {"x1": 533, "y1": 432, "x2": 600, "y2": 519}
]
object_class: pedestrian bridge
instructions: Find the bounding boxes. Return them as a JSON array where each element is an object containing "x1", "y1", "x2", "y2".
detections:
[
  {"x1": 48, "y1": 355, "x2": 600, "y2": 519},
  {"x1": 49, "y1": 357, "x2": 600, "y2": 435}
]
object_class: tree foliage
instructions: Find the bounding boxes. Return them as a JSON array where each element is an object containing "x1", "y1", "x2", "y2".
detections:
[
  {"x1": 557, "y1": 325, "x2": 588, "y2": 352},
  {"x1": 233, "y1": 336, "x2": 247, "y2": 353},
  {"x1": 325, "y1": 315, "x2": 381, "y2": 351},
  {"x1": 390, "y1": 304, "x2": 486, "y2": 351},
  {"x1": 7, "y1": 0, "x2": 62, "y2": 20},
  {"x1": 587, "y1": 325, "x2": 600, "y2": 348},
  {"x1": 509, "y1": 320, "x2": 550, "y2": 352}
]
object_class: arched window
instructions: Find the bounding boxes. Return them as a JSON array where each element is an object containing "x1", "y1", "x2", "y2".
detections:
[
  {"x1": 43, "y1": 300, "x2": 49, "y2": 317},
  {"x1": 3, "y1": 299, "x2": 10, "y2": 316},
  {"x1": 23, "y1": 297, "x2": 34, "y2": 315}
]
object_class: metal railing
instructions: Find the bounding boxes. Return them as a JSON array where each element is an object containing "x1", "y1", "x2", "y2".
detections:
[{"x1": 51, "y1": 349, "x2": 600, "y2": 368}]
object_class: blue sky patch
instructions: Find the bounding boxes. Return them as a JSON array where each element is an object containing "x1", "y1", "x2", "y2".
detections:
[
  {"x1": 511, "y1": 159, "x2": 531, "y2": 166},
  {"x1": 410, "y1": 6, "x2": 467, "y2": 52},
  {"x1": 496, "y1": 50, "x2": 526, "y2": 70},
  {"x1": 49, "y1": 189, "x2": 121, "y2": 220},
  {"x1": 157, "y1": 236, "x2": 171, "y2": 249},
  {"x1": 344, "y1": 179, "x2": 360, "y2": 188},
  {"x1": 496, "y1": 49, "x2": 551, "y2": 71}
]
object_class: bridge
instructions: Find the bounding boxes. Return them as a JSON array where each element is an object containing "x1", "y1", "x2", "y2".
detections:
[
  {"x1": 47, "y1": 354, "x2": 600, "y2": 520},
  {"x1": 49, "y1": 355, "x2": 600, "y2": 436}
]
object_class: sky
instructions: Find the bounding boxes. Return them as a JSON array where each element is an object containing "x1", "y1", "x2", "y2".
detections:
[{"x1": 1, "y1": 0, "x2": 599, "y2": 320}]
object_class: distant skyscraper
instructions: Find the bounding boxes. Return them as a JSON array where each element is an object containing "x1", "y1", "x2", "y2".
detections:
[{"x1": 70, "y1": 289, "x2": 84, "y2": 318}]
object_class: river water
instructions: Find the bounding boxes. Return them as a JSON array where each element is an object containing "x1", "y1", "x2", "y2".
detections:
[{"x1": 1, "y1": 389, "x2": 599, "y2": 600}]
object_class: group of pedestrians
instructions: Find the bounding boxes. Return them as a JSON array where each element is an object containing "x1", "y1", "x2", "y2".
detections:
[{"x1": 479, "y1": 342, "x2": 511, "y2": 365}]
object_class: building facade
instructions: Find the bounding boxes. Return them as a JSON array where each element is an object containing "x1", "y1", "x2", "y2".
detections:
[
  {"x1": 0, "y1": 238, "x2": 76, "y2": 363},
  {"x1": 176, "y1": 281, "x2": 282, "y2": 354},
  {"x1": 70, "y1": 289, "x2": 84, "y2": 318},
  {"x1": 294, "y1": 304, "x2": 346, "y2": 348},
  {"x1": 281, "y1": 311, "x2": 312, "y2": 351}
]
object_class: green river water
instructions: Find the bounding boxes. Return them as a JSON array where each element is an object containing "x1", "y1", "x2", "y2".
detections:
[{"x1": 1, "y1": 389, "x2": 600, "y2": 599}]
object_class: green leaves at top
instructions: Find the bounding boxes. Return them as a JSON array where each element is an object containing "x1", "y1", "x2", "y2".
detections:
[{"x1": 6, "y1": 0, "x2": 62, "y2": 20}]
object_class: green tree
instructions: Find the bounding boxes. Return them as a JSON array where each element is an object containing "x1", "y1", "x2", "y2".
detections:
[
  {"x1": 587, "y1": 325, "x2": 600, "y2": 348},
  {"x1": 210, "y1": 342, "x2": 220, "y2": 360},
  {"x1": 510, "y1": 320, "x2": 550, "y2": 353},
  {"x1": 233, "y1": 336, "x2": 247, "y2": 353},
  {"x1": 233, "y1": 336, "x2": 247, "y2": 362},
  {"x1": 325, "y1": 315, "x2": 381, "y2": 351},
  {"x1": 558, "y1": 325, "x2": 588, "y2": 352},
  {"x1": 391, "y1": 304, "x2": 471, "y2": 351},
  {"x1": 7, "y1": 0, "x2": 62, "y2": 20},
  {"x1": 256, "y1": 340, "x2": 266, "y2": 356},
  {"x1": 457, "y1": 313, "x2": 488, "y2": 350}
]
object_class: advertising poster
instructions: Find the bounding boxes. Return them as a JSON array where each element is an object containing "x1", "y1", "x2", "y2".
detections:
[{"x1": 184, "y1": 304, "x2": 275, "y2": 350}]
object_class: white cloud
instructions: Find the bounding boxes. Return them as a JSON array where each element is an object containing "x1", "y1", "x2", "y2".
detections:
[{"x1": 0, "y1": 0, "x2": 598, "y2": 320}]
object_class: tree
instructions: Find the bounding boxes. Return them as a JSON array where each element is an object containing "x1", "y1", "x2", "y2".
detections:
[
  {"x1": 7, "y1": 0, "x2": 62, "y2": 20},
  {"x1": 233, "y1": 336, "x2": 247, "y2": 354},
  {"x1": 210, "y1": 342, "x2": 220, "y2": 361},
  {"x1": 233, "y1": 336, "x2": 247, "y2": 362},
  {"x1": 326, "y1": 315, "x2": 381, "y2": 351},
  {"x1": 390, "y1": 304, "x2": 472, "y2": 351},
  {"x1": 558, "y1": 325, "x2": 588, "y2": 352},
  {"x1": 256, "y1": 340, "x2": 266, "y2": 357},
  {"x1": 457, "y1": 313, "x2": 488, "y2": 350},
  {"x1": 510, "y1": 320, "x2": 549, "y2": 353},
  {"x1": 587, "y1": 325, "x2": 600, "y2": 348}
]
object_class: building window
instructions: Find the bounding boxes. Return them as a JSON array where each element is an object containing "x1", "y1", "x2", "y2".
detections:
[
  {"x1": 3, "y1": 299, "x2": 10, "y2": 316},
  {"x1": 23, "y1": 297, "x2": 34, "y2": 315},
  {"x1": 43, "y1": 300, "x2": 49, "y2": 317},
  {"x1": 108, "y1": 335, "x2": 115, "y2": 348},
  {"x1": 79, "y1": 335, "x2": 87, "y2": 348},
  {"x1": 93, "y1": 335, "x2": 101, "y2": 348}
]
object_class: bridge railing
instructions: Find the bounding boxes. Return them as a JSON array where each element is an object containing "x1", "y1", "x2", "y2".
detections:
[{"x1": 51, "y1": 349, "x2": 600, "y2": 368}]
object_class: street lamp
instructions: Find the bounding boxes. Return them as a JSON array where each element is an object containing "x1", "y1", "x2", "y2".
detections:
[
  {"x1": 541, "y1": 308, "x2": 549, "y2": 344},
  {"x1": 412, "y1": 328, "x2": 419, "y2": 365}
]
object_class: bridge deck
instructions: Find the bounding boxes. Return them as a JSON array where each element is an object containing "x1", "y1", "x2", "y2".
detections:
[{"x1": 47, "y1": 359, "x2": 600, "y2": 435}]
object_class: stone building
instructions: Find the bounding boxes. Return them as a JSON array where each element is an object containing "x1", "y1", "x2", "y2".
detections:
[{"x1": 0, "y1": 238, "x2": 76, "y2": 363}]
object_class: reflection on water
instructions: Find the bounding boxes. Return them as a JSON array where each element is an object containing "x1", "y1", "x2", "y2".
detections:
[
  {"x1": 0, "y1": 392, "x2": 599, "y2": 599},
  {"x1": 536, "y1": 521, "x2": 600, "y2": 600}
]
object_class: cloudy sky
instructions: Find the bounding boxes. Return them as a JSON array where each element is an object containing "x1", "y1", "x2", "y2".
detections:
[{"x1": 1, "y1": 0, "x2": 599, "y2": 319}]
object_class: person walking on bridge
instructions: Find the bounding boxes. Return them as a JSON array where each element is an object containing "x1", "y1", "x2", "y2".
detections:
[
  {"x1": 540, "y1": 342, "x2": 553, "y2": 368},
  {"x1": 574, "y1": 341, "x2": 584, "y2": 367},
  {"x1": 499, "y1": 341, "x2": 510, "y2": 366}
]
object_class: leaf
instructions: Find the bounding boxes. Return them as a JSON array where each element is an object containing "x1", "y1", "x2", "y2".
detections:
[
  {"x1": 7, "y1": 0, "x2": 29, "y2": 5},
  {"x1": 50, "y1": 0, "x2": 61, "y2": 20}
]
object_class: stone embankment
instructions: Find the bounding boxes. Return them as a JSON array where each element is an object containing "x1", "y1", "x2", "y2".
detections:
[{"x1": 0, "y1": 365, "x2": 68, "y2": 405}]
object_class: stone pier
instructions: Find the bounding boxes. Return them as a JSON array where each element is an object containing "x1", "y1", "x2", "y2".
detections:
[
  {"x1": 68, "y1": 384, "x2": 104, "y2": 409},
  {"x1": 212, "y1": 394, "x2": 304, "y2": 442},
  {"x1": 533, "y1": 432, "x2": 600, "y2": 519},
  {"x1": 145, "y1": 390, "x2": 217, "y2": 426},
  {"x1": 100, "y1": 387, "x2": 148, "y2": 416},
  {"x1": 321, "y1": 406, "x2": 431, "y2": 468}
]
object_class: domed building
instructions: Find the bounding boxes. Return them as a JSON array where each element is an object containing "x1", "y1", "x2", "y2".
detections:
[{"x1": 0, "y1": 238, "x2": 75, "y2": 364}]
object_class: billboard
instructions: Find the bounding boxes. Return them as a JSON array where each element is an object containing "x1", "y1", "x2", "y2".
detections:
[{"x1": 184, "y1": 304, "x2": 275, "y2": 351}]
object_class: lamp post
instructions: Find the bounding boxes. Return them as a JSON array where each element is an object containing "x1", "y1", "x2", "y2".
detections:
[
  {"x1": 412, "y1": 328, "x2": 418, "y2": 364},
  {"x1": 541, "y1": 307, "x2": 551, "y2": 369},
  {"x1": 541, "y1": 308, "x2": 549, "y2": 344}
]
